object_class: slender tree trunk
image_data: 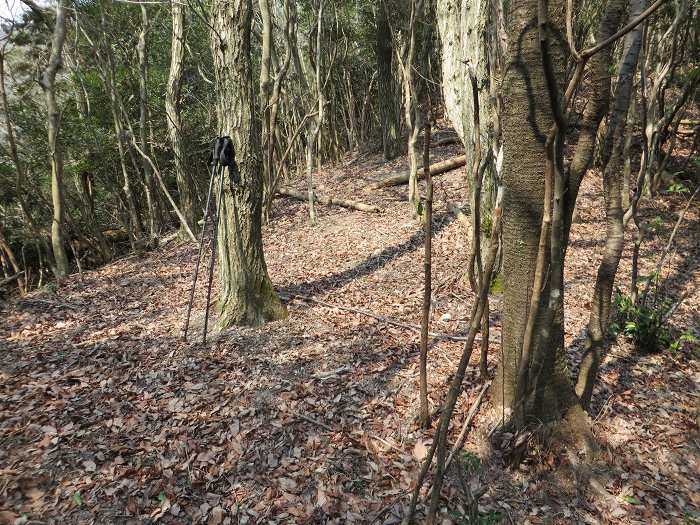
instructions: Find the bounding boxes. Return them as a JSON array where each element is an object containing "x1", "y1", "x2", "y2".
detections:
[
  {"x1": 376, "y1": 0, "x2": 400, "y2": 160},
  {"x1": 137, "y1": 4, "x2": 163, "y2": 242},
  {"x1": 564, "y1": 0, "x2": 627, "y2": 238},
  {"x1": 166, "y1": 0, "x2": 198, "y2": 239},
  {"x1": 576, "y1": 0, "x2": 645, "y2": 408},
  {"x1": 210, "y1": 0, "x2": 287, "y2": 327},
  {"x1": 101, "y1": 1, "x2": 143, "y2": 243},
  {"x1": 259, "y1": 0, "x2": 273, "y2": 187},
  {"x1": 418, "y1": 100, "x2": 432, "y2": 429},
  {"x1": 404, "y1": 0, "x2": 420, "y2": 207},
  {"x1": 0, "y1": 46, "x2": 51, "y2": 259},
  {"x1": 42, "y1": 0, "x2": 70, "y2": 278}
]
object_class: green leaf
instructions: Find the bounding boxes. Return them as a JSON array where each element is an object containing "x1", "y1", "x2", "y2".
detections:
[
  {"x1": 622, "y1": 495, "x2": 641, "y2": 505},
  {"x1": 158, "y1": 492, "x2": 166, "y2": 502},
  {"x1": 73, "y1": 491, "x2": 83, "y2": 506}
]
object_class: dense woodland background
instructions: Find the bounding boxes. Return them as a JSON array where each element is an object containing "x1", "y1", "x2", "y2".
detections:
[{"x1": 0, "y1": 0, "x2": 698, "y2": 522}]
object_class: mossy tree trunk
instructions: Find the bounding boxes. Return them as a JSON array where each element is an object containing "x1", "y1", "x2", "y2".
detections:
[{"x1": 210, "y1": 0, "x2": 287, "y2": 328}]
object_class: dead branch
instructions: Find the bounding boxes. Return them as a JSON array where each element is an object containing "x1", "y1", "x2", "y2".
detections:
[
  {"x1": 283, "y1": 293, "x2": 476, "y2": 342},
  {"x1": 444, "y1": 381, "x2": 490, "y2": 471},
  {"x1": 374, "y1": 155, "x2": 467, "y2": 188},
  {"x1": 277, "y1": 188, "x2": 381, "y2": 213},
  {"x1": 406, "y1": 188, "x2": 503, "y2": 524},
  {"x1": 0, "y1": 272, "x2": 24, "y2": 288}
]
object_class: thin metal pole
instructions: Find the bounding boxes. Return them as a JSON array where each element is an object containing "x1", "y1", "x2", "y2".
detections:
[
  {"x1": 183, "y1": 161, "x2": 218, "y2": 341},
  {"x1": 202, "y1": 164, "x2": 226, "y2": 343}
]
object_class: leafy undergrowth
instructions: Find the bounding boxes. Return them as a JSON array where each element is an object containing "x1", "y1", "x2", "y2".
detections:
[{"x1": 1, "y1": 141, "x2": 698, "y2": 524}]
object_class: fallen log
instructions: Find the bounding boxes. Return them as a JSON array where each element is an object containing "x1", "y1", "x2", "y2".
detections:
[
  {"x1": 374, "y1": 155, "x2": 466, "y2": 188},
  {"x1": 432, "y1": 135, "x2": 461, "y2": 147},
  {"x1": 277, "y1": 188, "x2": 381, "y2": 213}
]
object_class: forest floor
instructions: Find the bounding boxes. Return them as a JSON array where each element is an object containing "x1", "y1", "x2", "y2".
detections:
[{"x1": 1, "y1": 138, "x2": 699, "y2": 525}]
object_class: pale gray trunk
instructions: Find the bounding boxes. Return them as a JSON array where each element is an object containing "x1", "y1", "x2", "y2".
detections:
[
  {"x1": 137, "y1": 5, "x2": 162, "y2": 241},
  {"x1": 166, "y1": 0, "x2": 198, "y2": 238}
]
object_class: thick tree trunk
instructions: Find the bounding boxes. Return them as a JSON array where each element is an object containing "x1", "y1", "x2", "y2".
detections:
[
  {"x1": 210, "y1": 0, "x2": 287, "y2": 327},
  {"x1": 437, "y1": 0, "x2": 502, "y2": 269},
  {"x1": 42, "y1": 0, "x2": 70, "y2": 278},
  {"x1": 166, "y1": 0, "x2": 198, "y2": 239},
  {"x1": 494, "y1": 0, "x2": 579, "y2": 423},
  {"x1": 376, "y1": 1, "x2": 400, "y2": 160},
  {"x1": 436, "y1": 0, "x2": 493, "y2": 166}
]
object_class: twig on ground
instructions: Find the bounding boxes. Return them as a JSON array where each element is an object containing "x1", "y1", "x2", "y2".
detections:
[{"x1": 283, "y1": 293, "x2": 478, "y2": 342}]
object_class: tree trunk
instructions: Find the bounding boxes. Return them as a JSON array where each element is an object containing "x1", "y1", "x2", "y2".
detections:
[
  {"x1": 376, "y1": 0, "x2": 400, "y2": 160},
  {"x1": 166, "y1": 0, "x2": 198, "y2": 239},
  {"x1": 436, "y1": 0, "x2": 493, "y2": 166},
  {"x1": 374, "y1": 155, "x2": 466, "y2": 187},
  {"x1": 137, "y1": 4, "x2": 164, "y2": 242},
  {"x1": 210, "y1": 0, "x2": 287, "y2": 327},
  {"x1": 575, "y1": 0, "x2": 645, "y2": 408},
  {"x1": 42, "y1": 0, "x2": 70, "y2": 279},
  {"x1": 418, "y1": 101, "x2": 432, "y2": 428},
  {"x1": 494, "y1": 0, "x2": 579, "y2": 424},
  {"x1": 277, "y1": 188, "x2": 380, "y2": 213}
]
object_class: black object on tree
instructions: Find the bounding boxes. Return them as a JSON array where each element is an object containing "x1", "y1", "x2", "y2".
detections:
[{"x1": 183, "y1": 136, "x2": 238, "y2": 343}]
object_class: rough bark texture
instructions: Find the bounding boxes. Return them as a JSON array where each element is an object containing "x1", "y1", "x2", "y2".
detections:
[
  {"x1": 42, "y1": 0, "x2": 70, "y2": 278},
  {"x1": 166, "y1": 1, "x2": 198, "y2": 239},
  {"x1": 494, "y1": 0, "x2": 578, "y2": 422},
  {"x1": 436, "y1": 0, "x2": 492, "y2": 167},
  {"x1": 210, "y1": 0, "x2": 287, "y2": 327},
  {"x1": 376, "y1": 1, "x2": 400, "y2": 160}
]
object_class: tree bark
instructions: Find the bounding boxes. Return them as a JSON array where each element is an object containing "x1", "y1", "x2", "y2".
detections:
[
  {"x1": 210, "y1": 0, "x2": 287, "y2": 327},
  {"x1": 42, "y1": 0, "x2": 70, "y2": 278},
  {"x1": 376, "y1": 0, "x2": 400, "y2": 160},
  {"x1": 576, "y1": 0, "x2": 645, "y2": 408},
  {"x1": 494, "y1": 0, "x2": 578, "y2": 423},
  {"x1": 137, "y1": 4, "x2": 164, "y2": 242},
  {"x1": 418, "y1": 101, "x2": 432, "y2": 429},
  {"x1": 166, "y1": 0, "x2": 198, "y2": 239}
]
